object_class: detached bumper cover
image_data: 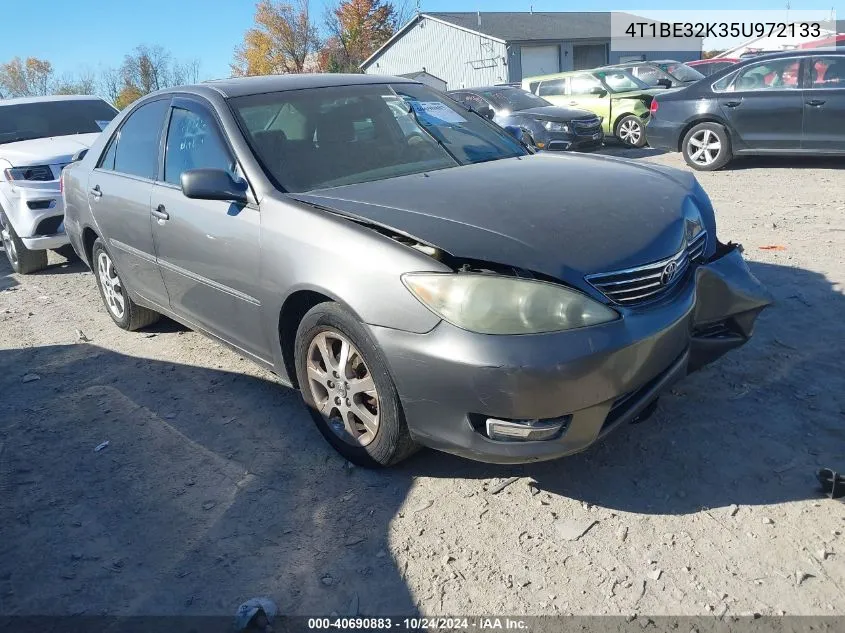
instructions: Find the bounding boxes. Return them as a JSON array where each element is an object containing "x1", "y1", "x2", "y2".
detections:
[{"x1": 370, "y1": 244, "x2": 771, "y2": 464}]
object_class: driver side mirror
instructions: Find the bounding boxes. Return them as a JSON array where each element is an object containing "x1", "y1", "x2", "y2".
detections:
[
  {"x1": 504, "y1": 125, "x2": 535, "y2": 149},
  {"x1": 181, "y1": 168, "x2": 248, "y2": 203},
  {"x1": 589, "y1": 86, "x2": 608, "y2": 97},
  {"x1": 656, "y1": 78, "x2": 673, "y2": 88},
  {"x1": 476, "y1": 105, "x2": 495, "y2": 120}
]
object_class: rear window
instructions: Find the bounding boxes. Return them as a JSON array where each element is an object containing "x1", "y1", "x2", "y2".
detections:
[{"x1": 0, "y1": 99, "x2": 117, "y2": 145}]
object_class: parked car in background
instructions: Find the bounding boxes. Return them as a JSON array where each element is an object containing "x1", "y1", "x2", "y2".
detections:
[
  {"x1": 687, "y1": 58, "x2": 740, "y2": 77},
  {"x1": 604, "y1": 60, "x2": 704, "y2": 88},
  {"x1": 523, "y1": 69, "x2": 666, "y2": 147},
  {"x1": 62, "y1": 74, "x2": 770, "y2": 467},
  {"x1": 1, "y1": 95, "x2": 117, "y2": 273},
  {"x1": 646, "y1": 51, "x2": 845, "y2": 170},
  {"x1": 448, "y1": 86, "x2": 603, "y2": 151}
]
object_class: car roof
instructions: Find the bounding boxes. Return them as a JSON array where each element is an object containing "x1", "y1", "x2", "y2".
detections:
[
  {"x1": 0, "y1": 94, "x2": 106, "y2": 106},
  {"x1": 449, "y1": 85, "x2": 521, "y2": 93},
  {"x1": 195, "y1": 73, "x2": 417, "y2": 98},
  {"x1": 735, "y1": 49, "x2": 845, "y2": 62}
]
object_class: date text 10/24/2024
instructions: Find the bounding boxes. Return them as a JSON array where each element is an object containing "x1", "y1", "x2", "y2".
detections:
[{"x1": 307, "y1": 617, "x2": 529, "y2": 630}]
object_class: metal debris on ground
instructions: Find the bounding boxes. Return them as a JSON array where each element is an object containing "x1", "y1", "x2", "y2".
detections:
[
  {"x1": 817, "y1": 468, "x2": 845, "y2": 499},
  {"x1": 93, "y1": 440, "x2": 109, "y2": 452},
  {"x1": 758, "y1": 245, "x2": 787, "y2": 251},
  {"x1": 234, "y1": 597, "x2": 277, "y2": 632},
  {"x1": 21, "y1": 374, "x2": 40, "y2": 383},
  {"x1": 489, "y1": 476, "x2": 520, "y2": 495}
]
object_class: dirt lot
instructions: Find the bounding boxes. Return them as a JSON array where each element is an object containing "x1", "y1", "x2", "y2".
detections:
[{"x1": 1, "y1": 150, "x2": 844, "y2": 619}]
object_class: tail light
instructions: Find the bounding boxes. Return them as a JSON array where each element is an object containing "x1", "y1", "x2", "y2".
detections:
[{"x1": 650, "y1": 99, "x2": 659, "y2": 115}]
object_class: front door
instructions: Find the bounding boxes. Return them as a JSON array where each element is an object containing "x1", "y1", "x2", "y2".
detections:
[
  {"x1": 717, "y1": 57, "x2": 805, "y2": 150},
  {"x1": 86, "y1": 98, "x2": 171, "y2": 308},
  {"x1": 802, "y1": 55, "x2": 845, "y2": 151},
  {"x1": 566, "y1": 74, "x2": 610, "y2": 130},
  {"x1": 150, "y1": 98, "x2": 266, "y2": 362}
]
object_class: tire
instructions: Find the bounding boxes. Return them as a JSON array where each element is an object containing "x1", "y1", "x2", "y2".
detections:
[
  {"x1": 91, "y1": 238, "x2": 160, "y2": 331},
  {"x1": 1, "y1": 218, "x2": 48, "y2": 274},
  {"x1": 615, "y1": 114, "x2": 647, "y2": 148},
  {"x1": 53, "y1": 244, "x2": 80, "y2": 262},
  {"x1": 682, "y1": 122, "x2": 732, "y2": 171},
  {"x1": 294, "y1": 302, "x2": 418, "y2": 468}
]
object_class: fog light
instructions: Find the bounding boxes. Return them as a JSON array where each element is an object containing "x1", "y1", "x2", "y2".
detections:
[{"x1": 485, "y1": 416, "x2": 568, "y2": 442}]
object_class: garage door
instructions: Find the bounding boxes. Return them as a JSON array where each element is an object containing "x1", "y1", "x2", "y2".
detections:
[
  {"x1": 573, "y1": 44, "x2": 607, "y2": 70},
  {"x1": 521, "y1": 45, "x2": 560, "y2": 78}
]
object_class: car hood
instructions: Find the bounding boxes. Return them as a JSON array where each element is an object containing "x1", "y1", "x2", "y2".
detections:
[
  {"x1": 290, "y1": 153, "x2": 703, "y2": 282},
  {"x1": 0, "y1": 133, "x2": 100, "y2": 166},
  {"x1": 512, "y1": 106, "x2": 598, "y2": 121}
]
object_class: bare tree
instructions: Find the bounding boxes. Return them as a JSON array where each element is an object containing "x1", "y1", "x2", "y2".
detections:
[
  {"x1": 121, "y1": 45, "x2": 173, "y2": 93},
  {"x1": 0, "y1": 57, "x2": 54, "y2": 97},
  {"x1": 52, "y1": 68, "x2": 97, "y2": 95},
  {"x1": 232, "y1": 0, "x2": 322, "y2": 76},
  {"x1": 172, "y1": 59, "x2": 202, "y2": 85}
]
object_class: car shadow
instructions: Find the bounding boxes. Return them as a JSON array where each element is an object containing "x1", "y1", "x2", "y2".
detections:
[
  {"x1": 399, "y1": 260, "x2": 844, "y2": 515},
  {"x1": 599, "y1": 144, "x2": 669, "y2": 159},
  {"x1": 0, "y1": 245, "x2": 19, "y2": 291},
  {"x1": 726, "y1": 155, "x2": 845, "y2": 171},
  {"x1": 1, "y1": 260, "x2": 841, "y2": 618}
]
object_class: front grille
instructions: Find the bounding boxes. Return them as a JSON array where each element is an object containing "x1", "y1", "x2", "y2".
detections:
[
  {"x1": 586, "y1": 231, "x2": 708, "y2": 306},
  {"x1": 572, "y1": 117, "x2": 601, "y2": 132}
]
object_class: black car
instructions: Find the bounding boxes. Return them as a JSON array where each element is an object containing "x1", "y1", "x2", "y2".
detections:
[
  {"x1": 604, "y1": 60, "x2": 705, "y2": 88},
  {"x1": 647, "y1": 50, "x2": 845, "y2": 170},
  {"x1": 448, "y1": 86, "x2": 604, "y2": 151}
]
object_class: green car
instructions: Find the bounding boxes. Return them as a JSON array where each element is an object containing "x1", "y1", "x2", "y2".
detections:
[{"x1": 521, "y1": 69, "x2": 666, "y2": 148}]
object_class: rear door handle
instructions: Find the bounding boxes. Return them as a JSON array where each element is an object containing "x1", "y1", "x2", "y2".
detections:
[
  {"x1": 724, "y1": 101, "x2": 742, "y2": 108},
  {"x1": 151, "y1": 205, "x2": 169, "y2": 221},
  {"x1": 806, "y1": 99, "x2": 826, "y2": 107},
  {"x1": 89, "y1": 185, "x2": 102, "y2": 198}
]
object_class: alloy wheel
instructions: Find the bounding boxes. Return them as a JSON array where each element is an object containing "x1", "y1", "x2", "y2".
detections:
[
  {"x1": 688, "y1": 129, "x2": 722, "y2": 166},
  {"x1": 97, "y1": 251, "x2": 126, "y2": 319},
  {"x1": 619, "y1": 119, "x2": 642, "y2": 145},
  {"x1": 306, "y1": 330, "x2": 380, "y2": 447},
  {"x1": 1, "y1": 227, "x2": 17, "y2": 267}
]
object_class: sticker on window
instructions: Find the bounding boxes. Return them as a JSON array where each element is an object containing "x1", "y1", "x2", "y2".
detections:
[
  {"x1": 95, "y1": 120, "x2": 111, "y2": 131},
  {"x1": 409, "y1": 101, "x2": 466, "y2": 125}
]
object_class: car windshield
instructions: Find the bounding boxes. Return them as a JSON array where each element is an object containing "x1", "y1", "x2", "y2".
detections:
[
  {"x1": 594, "y1": 70, "x2": 651, "y2": 93},
  {"x1": 0, "y1": 99, "x2": 117, "y2": 145},
  {"x1": 658, "y1": 62, "x2": 705, "y2": 82},
  {"x1": 477, "y1": 88, "x2": 551, "y2": 111},
  {"x1": 230, "y1": 83, "x2": 527, "y2": 193}
]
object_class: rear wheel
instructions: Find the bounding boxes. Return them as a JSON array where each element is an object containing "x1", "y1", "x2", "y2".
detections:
[
  {"x1": 615, "y1": 115, "x2": 647, "y2": 148},
  {"x1": 294, "y1": 302, "x2": 418, "y2": 467},
  {"x1": 92, "y1": 238, "x2": 160, "y2": 331},
  {"x1": 682, "y1": 122, "x2": 732, "y2": 171},
  {"x1": 1, "y1": 218, "x2": 47, "y2": 274}
]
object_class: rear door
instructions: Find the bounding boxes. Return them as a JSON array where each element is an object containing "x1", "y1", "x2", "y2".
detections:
[
  {"x1": 150, "y1": 97, "x2": 266, "y2": 361},
  {"x1": 87, "y1": 98, "x2": 171, "y2": 308},
  {"x1": 715, "y1": 57, "x2": 805, "y2": 150},
  {"x1": 801, "y1": 55, "x2": 845, "y2": 151}
]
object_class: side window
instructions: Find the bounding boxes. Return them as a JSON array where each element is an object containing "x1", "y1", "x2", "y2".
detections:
[
  {"x1": 113, "y1": 99, "x2": 170, "y2": 179},
  {"x1": 537, "y1": 78, "x2": 566, "y2": 96},
  {"x1": 528, "y1": 81, "x2": 540, "y2": 93},
  {"x1": 570, "y1": 74, "x2": 602, "y2": 95},
  {"x1": 730, "y1": 58, "x2": 802, "y2": 92},
  {"x1": 164, "y1": 107, "x2": 234, "y2": 186},
  {"x1": 98, "y1": 136, "x2": 118, "y2": 170},
  {"x1": 631, "y1": 65, "x2": 663, "y2": 85},
  {"x1": 809, "y1": 57, "x2": 845, "y2": 88}
]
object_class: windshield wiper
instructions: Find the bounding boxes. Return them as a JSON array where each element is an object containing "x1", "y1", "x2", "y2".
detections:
[{"x1": 401, "y1": 102, "x2": 461, "y2": 165}]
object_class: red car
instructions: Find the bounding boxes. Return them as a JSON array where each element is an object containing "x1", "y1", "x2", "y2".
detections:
[{"x1": 687, "y1": 58, "x2": 740, "y2": 77}]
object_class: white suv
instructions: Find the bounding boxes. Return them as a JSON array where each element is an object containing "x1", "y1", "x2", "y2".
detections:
[{"x1": 1, "y1": 95, "x2": 117, "y2": 273}]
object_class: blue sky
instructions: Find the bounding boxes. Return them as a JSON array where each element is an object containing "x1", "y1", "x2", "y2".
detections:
[{"x1": 1, "y1": 0, "x2": 841, "y2": 81}]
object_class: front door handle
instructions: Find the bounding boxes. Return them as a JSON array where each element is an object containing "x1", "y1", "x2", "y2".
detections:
[
  {"x1": 806, "y1": 99, "x2": 826, "y2": 107},
  {"x1": 724, "y1": 101, "x2": 742, "y2": 108},
  {"x1": 151, "y1": 205, "x2": 170, "y2": 221},
  {"x1": 89, "y1": 185, "x2": 102, "y2": 198}
]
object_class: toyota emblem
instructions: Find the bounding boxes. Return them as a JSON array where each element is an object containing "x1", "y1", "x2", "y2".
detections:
[{"x1": 660, "y1": 261, "x2": 679, "y2": 286}]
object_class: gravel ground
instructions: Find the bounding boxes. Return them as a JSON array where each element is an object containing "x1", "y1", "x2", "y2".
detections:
[{"x1": 1, "y1": 150, "x2": 844, "y2": 619}]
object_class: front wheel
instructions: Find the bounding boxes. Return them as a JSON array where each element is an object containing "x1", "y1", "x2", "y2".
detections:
[
  {"x1": 682, "y1": 122, "x2": 732, "y2": 171},
  {"x1": 1, "y1": 219, "x2": 47, "y2": 274},
  {"x1": 294, "y1": 302, "x2": 418, "y2": 467},
  {"x1": 615, "y1": 115, "x2": 647, "y2": 148}
]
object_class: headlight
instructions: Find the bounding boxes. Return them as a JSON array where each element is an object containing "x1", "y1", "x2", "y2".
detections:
[
  {"x1": 402, "y1": 273, "x2": 618, "y2": 335},
  {"x1": 543, "y1": 121, "x2": 570, "y2": 133},
  {"x1": 3, "y1": 165, "x2": 54, "y2": 182}
]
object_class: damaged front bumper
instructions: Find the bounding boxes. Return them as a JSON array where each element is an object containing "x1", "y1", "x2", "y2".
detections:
[
  {"x1": 370, "y1": 243, "x2": 772, "y2": 464},
  {"x1": 0, "y1": 182, "x2": 69, "y2": 250}
]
